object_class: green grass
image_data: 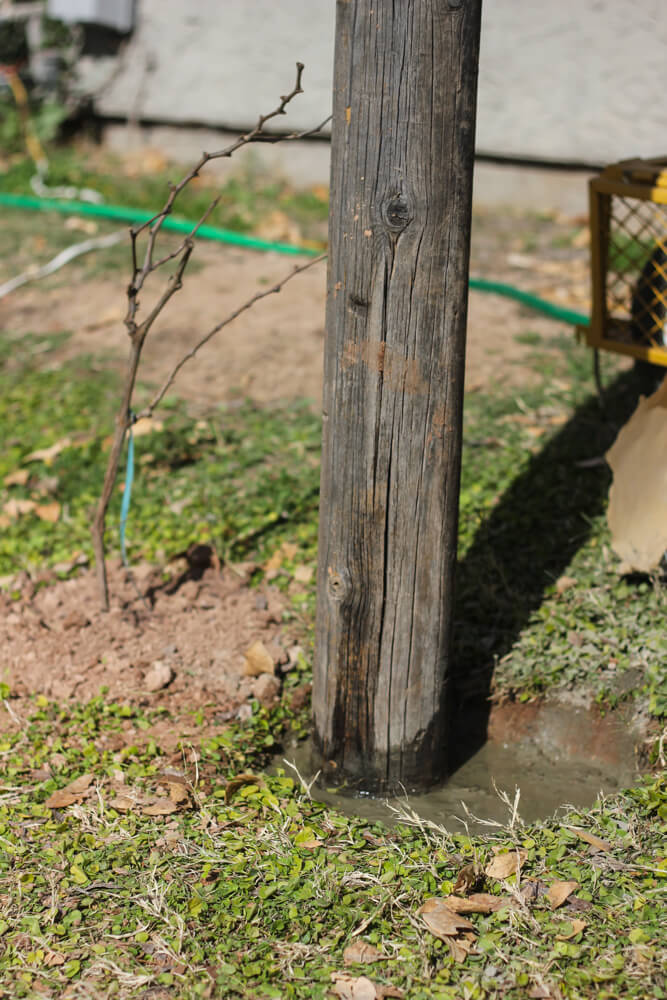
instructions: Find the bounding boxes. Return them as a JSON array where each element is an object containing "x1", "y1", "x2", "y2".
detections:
[
  {"x1": 0, "y1": 148, "x2": 329, "y2": 247},
  {"x1": 0, "y1": 697, "x2": 664, "y2": 999},
  {"x1": 0, "y1": 305, "x2": 665, "y2": 997}
]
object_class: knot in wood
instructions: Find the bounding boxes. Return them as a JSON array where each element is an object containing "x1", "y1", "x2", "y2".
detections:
[
  {"x1": 383, "y1": 196, "x2": 411, "y2": 233},
  {"x1": 327, "y1": 567, "x2": 351, "y2": 603}
]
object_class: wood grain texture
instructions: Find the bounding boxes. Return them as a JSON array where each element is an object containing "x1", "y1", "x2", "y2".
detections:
[{"x1": 314, "y1": 0, "x2": 482, "y2": 791}]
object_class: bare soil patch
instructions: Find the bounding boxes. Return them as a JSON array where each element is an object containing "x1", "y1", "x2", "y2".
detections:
[
  {"x1": 3, "y1": 236, "x2": 586, "y2": 410},
  {"x1": 1, "y1": 548, "x2": 304, "y2": 743}
]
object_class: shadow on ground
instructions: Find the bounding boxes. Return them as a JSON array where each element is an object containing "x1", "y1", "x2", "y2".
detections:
[{"x1": 448, "y1": 366, "x2": 650, "y2": 772}]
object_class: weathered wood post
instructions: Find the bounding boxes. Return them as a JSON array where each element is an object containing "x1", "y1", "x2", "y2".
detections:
[{"x1": 314, "y1": 0, "x2": 482, "y2": 791}]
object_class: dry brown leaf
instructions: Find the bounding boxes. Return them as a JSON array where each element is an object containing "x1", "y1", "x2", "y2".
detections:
[
  {"x1": 24, "y1": 438, "x2": 72, "y2": 463},
  {"x1": 606, "y1": 378, "x2": 667, "y2": 571},
  {"x1": 485, "y1": 849, "x2": 527, "y2": 880},
  {"x1": 453, "y1": 863, "x2": 482, "y2": 894},
  {"x1": 255, "y1": 210, "x2": 302, "y2": 245},
  {"x1": 527, "y1": 985, "x2": 553, "y2": 999},
  {"x1": 132, "y1": 417, "x2": 164, "y2": 438},
  {"x1": 547, "y1": 880, "x2": 579, "y2": 909},
  {"x1": 264, "y1": 550, "x2": 284, "y2": 572},
  {"x1": 555, "y1": 918, "x2": 587, "y2": 940},
  {"x1": 108, "y1": 795, "x2": 135, "y2": 812},
  {"x1": 43, "y1": 950, "x2": 66, "y2": 967},
  {"x1": 3, "y1": 498, "x2": 36, "y2": 518},
  {"x1": 142, "y1": 797, "x2": 179, "y2": 816},
  {"x1": 64, "y1": 215, "x2": 98, "y2": 235},
  {"x1": 566, "y1": 827, "x2": 612, "y2": 852},
  {"x1": 343, "y1": 941, "x2": 384, "y2": 965},
  {"x1": 417, "y1": 897, "x2": 475, "y2": 939},
  {"x1": 555, "y1": 575, "x2": 577, "y2": 595},
  {"x1": 443, "y1": 893, "x2": 508, "y2": 914},
  {"x1": 292, "y1": 564, "x2": 314, "y2": 584},
  {"x1": 3, "y1": 469, "x2": 29, "y2": 487},
  {"x1": 243, "y1": 640, "x2": 275, "y2": 677},
  {"x1": 167, "y1": 782, "x2": 190, "y2": 805},
  {"x1": 330, "y1": 973, "x2": 401, "y2": 1000},
  {"x1": 35, "y1": 502, "x2": 61, "y2": 523},
  {"x1": 330, "y1": 973, "x2": 377, "y2": 1000},
  {"x1": 44, "y1": 772, "x2": 94, "y2": 808},
  {"x1": 224, "y1": 773, "x2": 262, "y2": 804}
]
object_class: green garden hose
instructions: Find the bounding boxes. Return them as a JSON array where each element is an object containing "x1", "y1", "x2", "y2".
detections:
[{"x1": 0, "y1": 191, "x2": 590, "y2": 327}]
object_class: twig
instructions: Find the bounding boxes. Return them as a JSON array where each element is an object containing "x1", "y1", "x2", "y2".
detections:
[
  {"x1": 0, "y1": 230, "x2": 125, "y2": 299},
  {"x1": 91, "y1": 63, "x2": 329, "y2": 610},
  {"x1": 137, "y1": 253, "x2": 326, "y2": 418}
]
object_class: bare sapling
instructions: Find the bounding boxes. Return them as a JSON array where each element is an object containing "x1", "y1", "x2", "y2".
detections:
[{"x1": 91, "y1": 63, "x2": 328, "y2": 610}]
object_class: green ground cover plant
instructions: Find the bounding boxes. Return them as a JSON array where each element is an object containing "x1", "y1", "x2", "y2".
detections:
[{"x1": 0, "y1": 180, "x2": 665, "y2": 997}]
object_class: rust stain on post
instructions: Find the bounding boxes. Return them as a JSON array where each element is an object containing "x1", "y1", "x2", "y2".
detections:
[{"x1": 340, "y1": 339, "x2": 427, "y2": 395}]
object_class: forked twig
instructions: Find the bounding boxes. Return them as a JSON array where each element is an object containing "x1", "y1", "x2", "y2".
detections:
[{"x1": 91, "y1": 63, "x2": 329, "y2": 610}]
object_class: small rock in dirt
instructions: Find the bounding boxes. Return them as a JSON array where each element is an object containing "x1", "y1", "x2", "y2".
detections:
[
  {"x1": 243, "y1": 639, "x2": 275, "y2": 677},
  {"x1": 162, "y1": 644, "x2": 178, "y2": 659},
  {"x1": 237, "y1": 703, "x2": 253, "y2": 721},
  {"x1": 143, "y1": 660, "x2": 174, "y2": 692},
  {"x1": 62, "y1": 610, "x2": 90, "y2": 630},
  {"x1": 254, "y1": 593, "x2": 268, "y2": 611},
  {"x1": 251, "y1": 673, "x2": 281, "y2": 706}
]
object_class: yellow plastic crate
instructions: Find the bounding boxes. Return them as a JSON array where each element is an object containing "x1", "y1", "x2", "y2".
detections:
[{"x1": 582, "y1": 156, "x2": 667, "y2": 368}]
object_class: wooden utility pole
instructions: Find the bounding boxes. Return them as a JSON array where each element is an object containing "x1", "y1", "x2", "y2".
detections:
[{"x1": 314, "y1": 0, "x2": 482, "y2": 791}]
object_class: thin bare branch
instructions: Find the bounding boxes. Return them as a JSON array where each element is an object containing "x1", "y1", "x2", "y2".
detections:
[
  {"x1": 92, "y1": 62, "x2": 328, "y2": 609},
  {"x1": 137, "y1": 253, "x2": 326, "y2": 419}
]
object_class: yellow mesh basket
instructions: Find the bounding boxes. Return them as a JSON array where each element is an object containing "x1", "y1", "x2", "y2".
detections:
[{"x1": 583, "y1": 156, "x2": 667, "y2": 368}]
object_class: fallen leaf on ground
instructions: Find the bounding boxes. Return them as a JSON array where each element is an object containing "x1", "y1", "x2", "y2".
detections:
[
  {"x1": 547, "y1": 880, "x2": 579, "y2": 909},
  {"x1": 443, "y1": 893, "x2": 509, "y2": 914},
  {"x1": 330, "y1": 973, "x2": 377, "y2": 1000},
  {"x1": 3, "y1": 498, "x2": 36, "y2": 518},
  {"x1": 566, "y1": 827, "x2": 612, "y2": 852},
  {"x1": 243, "y1": 640, "x2": 275, "y2": 677},
  {"x1": 35, "y1": 502, "x2": 61, "y2": 523},
  {"x1": 453, "y1": 863, "x2": 483, "y2": 893},
  {"x1": 555, "y1": 575, "x2": 577, "y2": 595},
  {"x1": 142, "y1": 797, "x2": 179, "y2": 816},
  {"x1": 606, "y1": 377, "x2": 667, "y2": 571},
  {"x1": 255, "y1": 209, "x2": 302, "y2": 245},
  {"x1": 528, "y1": 985, "x2": 553, "y2": 999},
  {"x1": 292, "y1": 564, "x2": 314, "y2": 584},
  {"x1": 331, "y1": 973, "x2": 403, "y2": 1000},
  {"x1": 485, "y1": 849, "x2": 527, "y2": 879},
  {"x1": 556, "y1": 918, "x2": 587, "y2": 940},
  {"x1": 343, "y1": 941, "x2": 384, "y2": 965},
  {"x1": 225, "y1": 773, "x2": 262, "y2": 804},
  {"x1": 132, "y1": 418, "x2": 164, "y2": 437},
  {"x1": 417, "y1": 897, "x2": 475, "y2": 939},
  {"x1": 108, "y1": 795, "x2": 135, "y2": 812},
  {"x1": 167, "y1": 782, "x2": 190, "y2": 805},
  {"x1": 446, "y1": 933, "x2": 478, "y2": 963},
  {"x1": 64, "y1": 215, "x2": 98, "y2": 235},
  {"x1": 43, "y1": 950, "x2": 66, "y2": 967},
  {"x1": 24, "y1": 438, "x2": 72, "y2": 463},
  {"x1": 3, "y1": 469, "x2": 29, "y2": 487},
  {"x1": 44, "y1": 772, "x2": 94, "y2": 808}
]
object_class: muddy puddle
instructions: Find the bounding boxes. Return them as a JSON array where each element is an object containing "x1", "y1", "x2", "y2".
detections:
[{"x1": 278, "y1": 698, "x2": 641, "y2": 830}]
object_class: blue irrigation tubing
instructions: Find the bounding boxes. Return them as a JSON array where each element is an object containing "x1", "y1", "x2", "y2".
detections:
[{"x1": 119, "y1": 416, "x2": 135, "y2": 568}]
